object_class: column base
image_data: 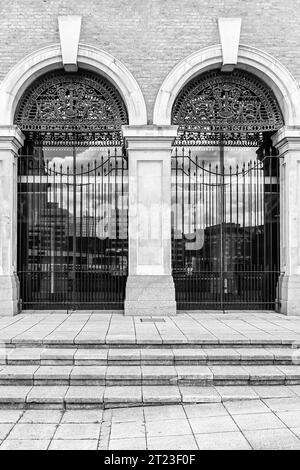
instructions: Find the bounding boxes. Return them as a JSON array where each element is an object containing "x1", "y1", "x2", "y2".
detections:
[
  {"x1": 124, "y1": 275, "x2": 177, "y2": 316},
  {"x1": 0, "y1": 274, "x2": 20, "y2": 316},
  {"x1": 276, "y1": 274, "x2": 300, "y2": 316}
]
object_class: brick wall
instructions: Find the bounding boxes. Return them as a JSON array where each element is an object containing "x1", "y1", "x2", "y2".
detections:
[{"x1": 0, "y1": 0, "x2": 299, "y2": 119}]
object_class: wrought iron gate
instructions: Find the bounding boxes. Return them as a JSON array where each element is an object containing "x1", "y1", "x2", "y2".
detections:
[
  {"x1": 171, "y1": 69, "x2": 283, "y2": 310},
  {"x1": 17, "y1": 148, "x2": 128, "y2": 309},
  {"x1": 171, "y1": 144, "x2": 280, "y2": 310},
  {"x1": 15, "y1": 68, "x2": 129, "y2": 310}
]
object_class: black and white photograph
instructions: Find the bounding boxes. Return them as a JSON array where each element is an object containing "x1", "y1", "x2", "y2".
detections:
[{"x1": 0, "y1": 0, "x2": 300, "y2": 453}]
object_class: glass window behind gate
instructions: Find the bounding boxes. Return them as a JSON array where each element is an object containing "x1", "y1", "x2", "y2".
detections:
[
  {"x1": 171, "y1": 143, "x2": 280, "y2": 310},
  {"x1": 17, "y1": 145, "x2": 128, "y2": 310}
]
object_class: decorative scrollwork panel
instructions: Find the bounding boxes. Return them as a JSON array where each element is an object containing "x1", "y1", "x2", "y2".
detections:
[
  {"x1": 15, "y1": 70, "x2": 128, "y2": 145},
  {"x1": 172, "y1": 70, "x2": 284, "y2": 146}
]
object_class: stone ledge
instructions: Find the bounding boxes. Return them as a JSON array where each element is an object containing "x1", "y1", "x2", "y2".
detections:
[{"x1": 0, "y1": 384, "x2": 299, "y2": 409}]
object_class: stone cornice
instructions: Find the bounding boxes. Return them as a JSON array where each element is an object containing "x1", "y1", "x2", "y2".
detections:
[
  {"x1": 272, "y1": 125, "x2": 300, "y2": 154},
  {"x1": 122, "y1": 125, "x2": 178, "y2": 150},
  {"x1": 0, "y1": 125, "x2": 25, "y2": 153}
]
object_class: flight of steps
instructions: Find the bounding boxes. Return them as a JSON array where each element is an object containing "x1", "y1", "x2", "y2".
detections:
[{"x1": 0, "y1": 338, "x2": 300, "y2": 408}]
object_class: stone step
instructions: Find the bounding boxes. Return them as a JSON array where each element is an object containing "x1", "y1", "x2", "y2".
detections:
[
  {"x1": 1, "y1": 364, "x2": 300, "y2": 386},
  {"x1": 1, "y1": 347, "x2": 300, "y2": 366},
  {"x1": 2, "y1": 338, "x2": 299, "y2": 348},
  {"x1": 0, "y1": 384, "x2": 299, "y2": 409}
]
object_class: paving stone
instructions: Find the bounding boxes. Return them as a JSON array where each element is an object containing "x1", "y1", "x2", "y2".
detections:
[
  {"x1": 244, "y1": 366, "x2": 286, "y2": 382},
  {"x1": 275, "y1": 411, "x2": 300, "y2": 428},
  {"x1": 234, "y1": 348, "x2": 274, "y2": 361},
  {"x1": 253, "y1": 385, "x2": 296, "y2": 399},
  {"x1": 204, "y1": 349, "x2": 241, "y2": 361},
  {"x1": 0, "y1": 439, "x2": 50, "y2": 450},
  {"x1": 109, "y1": 437, "x2": 146, "y2": 450},
  {"x1": 62, "y1": 410, "x2": 103, "y2": 423},
  {"x1": 0, "y1": 409, "x2": 23, "y2": 422},
  {"x1": 268, "y1": 349, "x2": 297, "y2": 361},
  {"x1": 184, "y1": 403, "x2": 228, "y2": 418},
  {"x1": 277, "y1": 365, "x2": 300, "y2": 380},
  {"x1": 109, "y1": 349, "x2": 141, "y2": 361},
  {"x1": 224, "y1": 399, "x2": 271, "y2": 415},
  {"x1": 98, "y1": 421, "x2": 111, "y2": 449},
  {"x1": 74, "y1": 349, "x2": 108, "y2": 365},
  {"x1": 142, "y1": 386, "x2": 181, "y2": 403},
  {"x1": 140, "y1": 349, "x2": 174, "y2": 362},
  {"x1": 291, "y1": 428, "x2": 300, "y2": 439},
  {"x1": 106, "y1": 366, "x2": 141, "y2": 381},
  {"x1": 179, "y1": 386, "x2": 221, "y2": 403},
  {"x1": 0, "y1": 365, "x2": 39, "y2": 382},
  {"x1": 146, "y1": 418, "x2": 191, "y2": 437},
  {"x1": 75, "y1": 335, "x2": 106, "y2": 345},
  {"x1": 232, "y1": 412, "x2": 285, "y2": 431},
  {"x1": 290, "y1": 350, "x2": 300, "y2": 364},
  {"x1": 26, "y1": 386, "x2": 68, "y2": 404},
  {"x1": 0, "y1": 386, "x2": 32, "y2": 404},
  {"x1": 40, "y1": 349, "x2": 76, "y2": 363},
  {"x1": 141, "y1": 365, "x2": 177, "y2": 381},
  {"x1": 34, "y1": 365, "x2": 73, "y2": 383},
  {"x1": 49, "y1": 439, "x2": 98, "y2": 450},
  {"x1": 110, "y1": 421, "x2": 145, "y2": 440},
  {"x1": 250, "y1": 336, "x2": 279, "y2": 345},
  {"x1": 19, "y1": 410, "x2": 62, "y2": 423},
  {"x1": 160, "y1": 336, "x2": 188, "y2": 345},
  {"x1": 263, "y1": 397, "x2": 300, "y2": 412},
  {"x1": 109, "y1": 407, "x2": 144, "y2": 423},
  {"x1": 210, "y1": 366, "x2": 249, "y2": 380},
  {"x1": 176, "y1": 366, "x2": 213, "y2": 381},
  {"x1": 172, "y1": 349, "x2": 207, "y2": 361},
  {"x1": 189, "y1": 415, "x2": 239, "y2": 434},
  {"x1": 289, "y1": 385, "x2": 300, "y2": 396},
  {"x1": 144, "y1": 404, "x2": 186, "y2": 422},
  {"x1": 195, "y1": 431, "x2": 251, "y2": 450},
  {"x1": 65, "y1": 386, "x2": 104, "y2": 404},
  {"x1": 244, "y1": 428, "x2": 300, "y2": 450},
  {"x1": 106, "y1": 334, "x2": 136, "y2": 344},
  {"x1": 7, "y1": 348, "x2": 41, "y2": 363},
  {"x1": 43, "y1": 336, "x2": 75, "y2": 345},
  {"x1": 0, "y1": 423, "x2": 14, "y2": 440},
  {"x1": 216, "y1": 386, "x2": 259, "y2": 401},
  {"x1": 7, "y1": 423, "x2": 57, "y2": 440},
  {"x1": 147, "y1": 434, "x2": 198, "y2": 450},
  {"x1": 54, "y1": 423, "x2": 101, "y2": 440},
  {"x1": 70, "y1": 366, "x2": 106, "y2": 383},
  {"x1": 104, "y1": 386, "x2": 142, "y2": 403}
]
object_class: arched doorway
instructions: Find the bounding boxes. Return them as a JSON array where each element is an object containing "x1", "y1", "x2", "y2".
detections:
[
  {"x1": 171, "y1": 69, "x2": 284, "y2": 310},
  {"x1": 15, "y1": 69, "x2": 129, "y2": 310}
]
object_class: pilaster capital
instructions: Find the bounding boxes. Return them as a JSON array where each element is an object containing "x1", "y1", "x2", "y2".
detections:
[
  {"x1": 272, "y1": 125, "x2": 300, "y2": 154},
  {"x1": 122, "y1": 125, "x2": 178, "y2": 150},
  {"x1": 0, "y1": 125, "x2": 25, "y2": 154}
]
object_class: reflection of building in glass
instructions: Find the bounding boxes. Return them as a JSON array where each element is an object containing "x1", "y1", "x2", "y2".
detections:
[
  {"x1": 27, "y1": 196, "x2": 128, "y2": 285},
  {"x1": 172, "y1": 222, "x2": 270, "y2": 273}
]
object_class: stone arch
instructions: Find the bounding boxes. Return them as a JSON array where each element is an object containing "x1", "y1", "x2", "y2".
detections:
[
  {"x1": 0, "y1": 43, "x2": 147, "y2": 126},
  {"x1": 153, "y1": 44, "x2": 300, "y2": 127}
]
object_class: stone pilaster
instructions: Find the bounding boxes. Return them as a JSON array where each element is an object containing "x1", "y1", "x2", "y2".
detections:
[
  {"x1": 273, "y1": 126, "x2": 300, "y2": 316},
  {"x1": 123, "y1": 125, "x2": 178, "y2": 316},
  {"x1": 0, "y1": 126, "x2": 24, "y2": 316}
]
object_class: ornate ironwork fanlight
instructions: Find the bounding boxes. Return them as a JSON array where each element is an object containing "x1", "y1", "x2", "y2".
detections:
[
  {"x1": 15, "y1": 70, "x2": 128, "y2": 146},
  {"x1": 172, "y1": 69, "x2": 284, "y2": 146}
]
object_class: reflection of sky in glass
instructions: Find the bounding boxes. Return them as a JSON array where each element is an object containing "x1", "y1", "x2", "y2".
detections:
[
  {"x1": 172, "y1": 146, "x2": 265, "y2": 234},
  {"x1": 44, "y1": 146, "x2": 128, "y2": 239},
  {"x1": 44, "y1": 146, "x2": 122, "y2": 172}
]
